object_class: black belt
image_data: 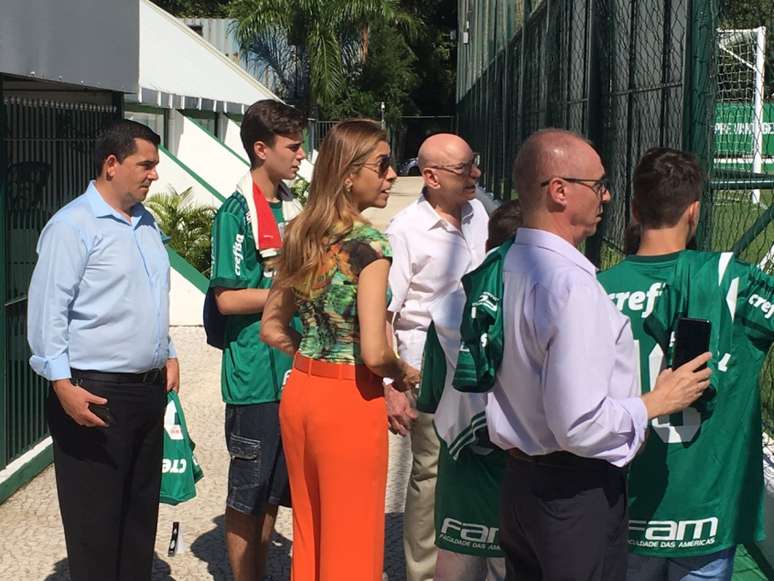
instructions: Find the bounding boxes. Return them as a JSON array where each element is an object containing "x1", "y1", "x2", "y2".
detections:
[
  {"x1": 507, "y1": 448, "x2": 616, "y2": 471},
  {"x1": 71, "y1": 368, "x2": 165, "y2": 385}
]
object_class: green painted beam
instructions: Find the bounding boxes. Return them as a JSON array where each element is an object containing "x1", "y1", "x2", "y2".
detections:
[
  {"x1": 159, "y1": 144, "x2": 226, "y2": 204},
  {"x1": 184, "y1": 114, "x2": 250, "y2": 166},
  {"x1": 167, "y1": 247, "x2": 208, "y2": 294},
  {"x1": 0, "y1": 443, "x2": 53, "y2": 504},
  {"x1": 0, "y1": 79, "x2": 7, "y2": 469}
]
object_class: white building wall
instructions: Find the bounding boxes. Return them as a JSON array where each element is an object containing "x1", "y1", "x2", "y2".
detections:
[
  {"x1": 150, "y1": 147, "x2": 224, "y2": 209},
  {"x1": 170, "y1": 269, "x2": 206, "y2": 326},
  {"x1": 167, "y1": 110, "x2": 249, "y2": 198},
  {"x1": 220, "y1": 116, "x2": 248, "y2": 162}
]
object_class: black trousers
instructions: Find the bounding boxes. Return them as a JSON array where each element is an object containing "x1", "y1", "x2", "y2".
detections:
[
  {"x1": 500, "y1": 454, "x2": 629, "y2": 581},
  {"x1": 47, "y1": 374, "x2": 166, "y2": 581}
]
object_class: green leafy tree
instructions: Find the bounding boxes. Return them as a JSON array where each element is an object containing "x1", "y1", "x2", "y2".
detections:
[
  {"x1": 146, "y1": 188, "x2": 215, "y2": 276},
  {"x1": 151, "y1": 0, "x2": 230, "y2": 17},
  {"x1": 401, "y1": 0, "x2": 457, "y2": 116},
  {"x1": 324, "y1": 22, "x2": 419, "y2": 124},
  {"x1": 229, "y1": 0, "x2": 419, "y2": 112}
]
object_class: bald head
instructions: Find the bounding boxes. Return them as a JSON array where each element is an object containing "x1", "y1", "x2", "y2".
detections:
[
  {"x1": 513, "y1": 129, "x2": 595, "y2": 209},
  {"x1": 417, "y1": 133, "x2": 473, "y2": 170}
]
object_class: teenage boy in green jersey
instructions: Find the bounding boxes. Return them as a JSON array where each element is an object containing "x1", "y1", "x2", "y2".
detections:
[
  {"x1": 598, "y1": 148, "x2": 774, "y2": 580},
  {"x1": 210, "y1": 100, "x2": 305, "y2": 581}
]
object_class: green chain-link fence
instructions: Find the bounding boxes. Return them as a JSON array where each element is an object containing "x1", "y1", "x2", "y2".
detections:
[{"x1": 456, "y1": 0, "x2": 774, "y2": 420}]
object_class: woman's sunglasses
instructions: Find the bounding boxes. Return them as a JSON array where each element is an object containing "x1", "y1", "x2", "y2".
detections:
[{"x1": 363, "y1": 155, "x2": 393, "y2": 178}]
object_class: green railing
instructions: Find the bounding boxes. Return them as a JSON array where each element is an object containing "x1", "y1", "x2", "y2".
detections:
[{"x1": 1, "y1": 89, "x2": 118, "y2": 471}]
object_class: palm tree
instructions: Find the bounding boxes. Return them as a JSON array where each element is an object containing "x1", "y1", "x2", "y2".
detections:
[
  {"x1": 146, "y1": 188, "x2": 216, "y2": 276},
  {"x1": 229, "y1": 0, "x2": 419, "y2": 113}
]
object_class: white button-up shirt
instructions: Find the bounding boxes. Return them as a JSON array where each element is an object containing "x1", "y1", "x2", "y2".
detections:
[
  {"x1": 387, "y1": 192, "x2": 489, "y2": 367},
  {"x1": 487, "y1": 228, "x2": 648, "y2": 467}
]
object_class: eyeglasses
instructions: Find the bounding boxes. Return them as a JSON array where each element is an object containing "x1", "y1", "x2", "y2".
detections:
[
  {"x1": 429, "y1": 153, "x2": 481, "y2": 176},
  {"x1": 363, "y1": 155, "x2": 393, "y2": 178},
  {"x1": 539, "y1": 175, "x2": 611, "y2": 197}
]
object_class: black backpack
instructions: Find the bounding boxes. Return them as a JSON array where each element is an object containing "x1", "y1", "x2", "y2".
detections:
[{"x1": 202, "y1": 288, "x2": 226, "y2": 350}]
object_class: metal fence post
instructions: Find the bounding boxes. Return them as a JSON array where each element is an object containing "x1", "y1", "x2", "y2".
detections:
[
  {"x1": 684, "y1": 0, "x2": 718, "y2": 250},
  {"x1": 0, "y1": 78, "x2": 7, "y2": 469},
  {"x1": 517, "y1": 0, "x2": 530, "y2": 144},
  {"x1": 583, "y1": 0, "x2": 605, "y2": 266}
]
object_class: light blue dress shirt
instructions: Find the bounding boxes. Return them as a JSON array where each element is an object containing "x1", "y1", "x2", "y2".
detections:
[
  {"x1": 28, "y1": 181, "x2": 176, "y2": 381},
  {"x1": 486, "y1": 228, "x2": 648, "y2": 467}
]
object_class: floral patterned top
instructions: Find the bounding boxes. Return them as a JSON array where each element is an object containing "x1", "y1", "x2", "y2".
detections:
[{"x1": 294, "y1": 223, "x2": 392, "y2": 364}]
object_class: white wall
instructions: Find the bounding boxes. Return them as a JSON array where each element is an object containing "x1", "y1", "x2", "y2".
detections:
[
  {"x1": 167, "y1": 109, "x2": 249, "y2": 198},
  {"x1": 298, "y1": 157, "x2": 314, "y2": 182},
  {"x1": 150, "y1": 147, "x2": 224, "y2": 209},
  {"x1": 220, "y1": 116, "x2": 246, "y2": 160},
  {"x1": 170, "y1": 269, "x2": 205, "y2": 326}
]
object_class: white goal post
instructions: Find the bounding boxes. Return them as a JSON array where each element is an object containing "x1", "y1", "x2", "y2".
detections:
[{"x1": 716, "y1": 26, "x2": 767, "y2": 204}]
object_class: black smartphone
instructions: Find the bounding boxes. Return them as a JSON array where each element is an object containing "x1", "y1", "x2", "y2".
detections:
[
  {"x1": 89, "y1": 404, "x2": 116, "y2": 426},
  {"x1": 672, "y1": 317, "x2": 715, "y2": 406},
  {"x1": 671, "y1": 317, "x2": 711, "y2": 370}
]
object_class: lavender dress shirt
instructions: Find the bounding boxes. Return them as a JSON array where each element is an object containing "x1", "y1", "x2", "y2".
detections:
[{"x1": 486, "y1": 228, "x2": 648, "y2": 467}]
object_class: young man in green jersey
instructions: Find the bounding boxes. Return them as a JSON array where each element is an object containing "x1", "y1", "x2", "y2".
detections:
[
  {"x1": 598, "y1": 148, "x2": 774, "y2": 580},
  {"x1": 210, "y1": 100, "x2": 305, "y2": 581}
]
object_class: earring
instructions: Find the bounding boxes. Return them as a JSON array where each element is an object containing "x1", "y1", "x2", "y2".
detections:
[{"x1": 345, "y1": 182, "x2": 352, "y2": 194}]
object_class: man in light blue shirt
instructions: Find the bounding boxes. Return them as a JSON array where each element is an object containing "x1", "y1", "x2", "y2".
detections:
[{"x1": 27, "y1": 119, "x2": 179, "y2": 581}]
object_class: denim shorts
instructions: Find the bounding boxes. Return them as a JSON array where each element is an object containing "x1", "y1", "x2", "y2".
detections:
[
  {"x1": 225, "y1": 402, "x2": 291, "y2": 514},
  {"x1": 626, "y1": 547, "x2": 736, "y2": 581}
]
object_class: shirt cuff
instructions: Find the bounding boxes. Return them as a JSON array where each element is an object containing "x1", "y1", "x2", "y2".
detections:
[
  {"x1": 30, "y1": 353, "x2": 71, "y2": 382},
  {"x1": 168, "y1": 338, "x2": 177, "y2": 359},
  {"x1": 617, "y1": 395, "x2": 649, "y2": 465}
]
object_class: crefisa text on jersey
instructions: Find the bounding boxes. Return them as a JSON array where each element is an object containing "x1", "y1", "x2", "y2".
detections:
[{"x1": 608, "y1": 282, "x2": 665, "y2": 318}]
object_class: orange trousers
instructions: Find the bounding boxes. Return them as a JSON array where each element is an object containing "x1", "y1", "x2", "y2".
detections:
[{"x1": 280, "y1": 357, "x2": 388, "y2": 581}]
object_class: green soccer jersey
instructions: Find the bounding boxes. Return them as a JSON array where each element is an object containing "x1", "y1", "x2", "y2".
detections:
[
  {"x1": 210, "y1": 192, "x2": 294, "y2": 405},
  {"x1": 419, "y1": 321, "x2": 506, "y2": 558},
  {"x1": 598, "y1": 250, "x2": 774, "y2": 557}
]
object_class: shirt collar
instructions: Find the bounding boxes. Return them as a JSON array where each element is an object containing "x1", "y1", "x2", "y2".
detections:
[
  {"x1": 86, "y1": 181, "x2": 144, "y2": 226},
  {"x1": 417, "y1": 188, "x2": 473, "y2": 231},
  {"x1": 514, "y1": 227, "x2": 598, "y2": 275}
]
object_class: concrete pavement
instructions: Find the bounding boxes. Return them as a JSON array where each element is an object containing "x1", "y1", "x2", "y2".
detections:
[{"x1": 0, "y1": 177, "x2": 424, "y2": 580}]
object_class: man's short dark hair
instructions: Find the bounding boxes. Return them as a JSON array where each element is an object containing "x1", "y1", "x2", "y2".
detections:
[
  {"x1": 487, "y1": 199, "x2": 522, "y2": 251},
  {"x1": 240, "y1": 100, "x2": 305, "y2": 167},
  {"x1": 632, "y1": 148, "x2": 704, "y2": 228},
  {"x1": 95, "y1": 120, "x2": 160, "y2": 176}
]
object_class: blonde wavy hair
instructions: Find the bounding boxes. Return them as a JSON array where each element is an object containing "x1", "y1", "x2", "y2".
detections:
[{"x1": 272, "y1": 119, "x2": 388, "y2": 293}]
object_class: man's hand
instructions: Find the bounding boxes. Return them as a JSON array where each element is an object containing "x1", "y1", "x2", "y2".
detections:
[
  {"x1": 166, "y1": 358, "x2": 180, "y2": 392},
  {"x1": 393, "y1": 362, "x2": 421, "y2": 393},
  {"x1": 52, "y1": 379, "x2": 108, "y2": 428},
  {"x1": 385, "y1": 383, "x2": 417, "y2": 436},
  {"x1": 643, "y1": 352, "x2": 712, "y2": 419}
]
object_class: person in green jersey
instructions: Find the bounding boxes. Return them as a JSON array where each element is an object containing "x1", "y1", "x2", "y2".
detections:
[
  {"x1": 209, "y1": 100, "x2": 306, "y2": 581},
  {"x1": 598, "y1": 148, "x2": 774, "y2": 580}
]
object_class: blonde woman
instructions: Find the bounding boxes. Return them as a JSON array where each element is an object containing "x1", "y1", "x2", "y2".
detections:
[{"x1": 260, "y1": 119, "x2": 419, "y2": 580}]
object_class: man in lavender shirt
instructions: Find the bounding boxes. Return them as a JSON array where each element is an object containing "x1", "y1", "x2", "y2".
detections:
[{"x1": 488, "y1": 129, "x2": 712, "y2": 580}]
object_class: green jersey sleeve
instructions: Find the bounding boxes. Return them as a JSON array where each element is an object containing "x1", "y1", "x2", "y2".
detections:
[
  {"x1": 416, "y1": 323, "x2": 447, "y2": 414},
  {"x1": 737, "y1": 264, "x2": 774, "y2": 351},
  {"x1": 452, "y1": 239, "x2": 512, "y2": 392},
  {"x1": 210, "y1": 209, "x2": 250, "y2": 289}
]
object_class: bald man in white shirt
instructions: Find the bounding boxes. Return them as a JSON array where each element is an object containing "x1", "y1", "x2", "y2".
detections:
[
  {"x1": 386, "y1": 134, "x2": 489, "y2": 581},
  {"x1": 489, "y1": 129, "x2": 712, "y2": 580}
]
